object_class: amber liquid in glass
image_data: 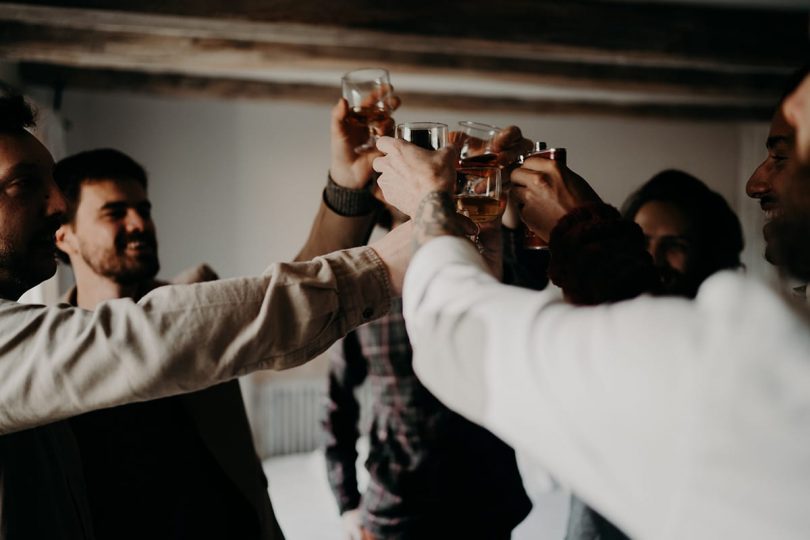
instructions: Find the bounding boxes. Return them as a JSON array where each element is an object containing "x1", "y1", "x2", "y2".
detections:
[
  {"x1": 455, "y1": 195, "x2": 501, "y2": 223},
  {"x1": 349, "y1": 106, "x2": 391, "y2": 129}
]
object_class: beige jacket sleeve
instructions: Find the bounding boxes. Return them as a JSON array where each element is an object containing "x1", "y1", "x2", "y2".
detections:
[{"x1": 0, "y1": 246, "x2": 390, "y2": 435}]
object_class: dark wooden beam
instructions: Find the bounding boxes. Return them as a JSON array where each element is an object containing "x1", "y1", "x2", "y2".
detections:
[
  {"x1": 8, "y1": 0, "x2": 808, "y2": 68},
  {"x1": 0, "y1": 1, "x2": 804, "y2": 113},
  {"x1": 18, "y1": 63, "x2": 775, "y2": 121}
]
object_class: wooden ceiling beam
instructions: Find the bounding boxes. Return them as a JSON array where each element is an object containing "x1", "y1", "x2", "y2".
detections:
[
  {"x1": 5, "y1": 0, "x2": 806, "y2": 68},
  {"x1": 18, "y1": 63, "x2": 775, "y2": 121},
  {"x1": 0, "y1": 1, "x2": 804, "y2": 116},
  {"x1": 0, "y1": 16, "x2": 793, "y2": 100}
]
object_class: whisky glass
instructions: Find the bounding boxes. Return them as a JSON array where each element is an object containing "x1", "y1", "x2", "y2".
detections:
[
  {"x1": 457, "y1": 121, "x2": 500, "y2": 165},
  {"x1": 395, "y1": 122, "x2": 448, "y2": 150},
  {"x1": 455, "y1": 166, "x2": 502, "y2": 224},
  {"x1": 342, "y1": 68, "x2": 393, "y2": 152}
]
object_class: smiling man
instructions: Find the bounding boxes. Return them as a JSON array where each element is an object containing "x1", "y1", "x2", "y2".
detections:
[
  {"x1": 54, "y1": 149, "x2": 283, "y2": 540},
  {"x1": 746, "y1": 67, "x2": 809, "y2": 274},
  {"x1": 55, "y1": 150, "x2": 160, "y2": 302}
]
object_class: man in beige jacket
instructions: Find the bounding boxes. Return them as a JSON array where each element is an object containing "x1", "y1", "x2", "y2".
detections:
[
  {"x1": 0, "y1": 93, "x2": 408, "y2": 539},
  {"x1": 52, "y1": 148, "x2": 282, "y2": 540}
]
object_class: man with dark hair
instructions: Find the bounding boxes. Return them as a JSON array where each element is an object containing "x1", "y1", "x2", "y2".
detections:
[
  {"x1": 747, "y1": 66, "x2": 810, "y2": 286},
  {"x1": 0, "y1": 94, "x2": 63, "y2": 299},
  {"x1": 53, "y1": 148, "x2": 281, "y2": 540},
  {"x1": 0, "y1": 92, "x2": 408, "y2": 539},
  {"x1": 54, "y1": 149, "x2": 156, "y2": 277}
]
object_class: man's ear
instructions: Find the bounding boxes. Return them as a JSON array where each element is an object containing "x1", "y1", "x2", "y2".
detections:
[{"x1": 55, "y1": 223, "x2": 76, "y2": 257}]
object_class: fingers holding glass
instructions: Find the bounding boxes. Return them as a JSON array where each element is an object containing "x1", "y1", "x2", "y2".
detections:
[
  {"x1": 374, "y1": 137, "x2": 456, "y2": 216},
  {"x1": 514, "y1": 147, "x2": 566, "y2": 249}
]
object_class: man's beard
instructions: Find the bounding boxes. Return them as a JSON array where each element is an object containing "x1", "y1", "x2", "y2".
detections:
[
  {"x1": 0, "y1": 218, "x2": 61, "y2": 299},
  {"x1": 0, "y1": 248, "x2": 56, "y2": 299},
  {"x1": 770, "y1": 164, "x2": 810, "y2": 282},
  {"x1": 763, "y1": 219, "x2": 781, "y2": 266},
  {"x1": 80, "y1": 231, "x2": 160, "y2": 285},
  {"x1": 770, "y1": 213, "x2": 810, "y2": 283}
]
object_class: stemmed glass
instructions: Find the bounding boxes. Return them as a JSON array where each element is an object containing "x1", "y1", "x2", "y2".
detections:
[
  {"x1": 455, "y1": 165, "x2": 502, "y2": 249},
  {"x1": 456, "y1": 121, "x2": 500, "y2": 165},
  {"x1": 341, "y1": 68, "x2": 394, "y2": 152}
]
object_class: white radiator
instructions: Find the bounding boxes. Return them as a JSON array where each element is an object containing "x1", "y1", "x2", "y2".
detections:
[{"x1": 246, "y1": 376, "x2": 373, "y2": 458}]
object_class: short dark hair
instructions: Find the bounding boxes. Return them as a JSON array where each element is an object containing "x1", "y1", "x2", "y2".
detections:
[
  {"x1": 779, "y1": 64, "x2": 810, "y2": 105},
  {"x1": 622, "y1": 169, "x2": 744, "y2": 284},
  {"x1": 0, "y1": 90, "x2": 36, "y2": 133},
  {"x1": 54, "y1": 148, "x2": 148, "y2": 220},
  {"x1": 54, "y1": 149, "x2": 148, "y2": 263}
]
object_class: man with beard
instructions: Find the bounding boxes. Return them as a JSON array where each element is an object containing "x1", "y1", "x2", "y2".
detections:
[
  {"x1": 747, "y1": 66, "x2": 810, "y2": 298},
  {"x1": 0, "y1": 92, "x2": 408, "y2": 539},
  {"x1": 371, "y1": 69, "x2": 810, "y2": 538},
  {"x1": 53, "y1": 148, "x2": 282, "y2": 540}
]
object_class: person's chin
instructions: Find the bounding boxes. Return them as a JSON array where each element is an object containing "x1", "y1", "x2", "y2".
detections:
[
  {"x1": 123, "y1": 258, "x2": 160, "y2": 281},
  {"x1": 763, "y1": 221, "x2": 782, "y2": 266}
]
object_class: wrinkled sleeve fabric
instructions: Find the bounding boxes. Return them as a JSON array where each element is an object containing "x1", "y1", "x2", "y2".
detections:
[
  {"x1": 0, "y1": 246, "x2": 390, "y2": 435},
  {"x1": 402, "y1": 236, "x2": 705, "y2": 538}
]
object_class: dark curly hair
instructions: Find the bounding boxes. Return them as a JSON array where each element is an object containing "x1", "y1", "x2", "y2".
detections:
[{"x1": 621, "y1": 170, "x2": 743, "y2": 296}]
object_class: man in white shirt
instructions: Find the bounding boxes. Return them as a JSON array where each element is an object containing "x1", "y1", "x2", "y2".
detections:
[{"x1": 370, "y1": 73, "x2": 810, "y2": 539}]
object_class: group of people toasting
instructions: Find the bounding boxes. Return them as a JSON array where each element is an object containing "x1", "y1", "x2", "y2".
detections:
[{"x1": 0, "y1": 61, "x2": 808, "y2": 540}]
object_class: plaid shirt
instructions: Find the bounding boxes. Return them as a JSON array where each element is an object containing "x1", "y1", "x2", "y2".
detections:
[{"x1": 323, "y1": 297, "x2": 533, "y2": 539}]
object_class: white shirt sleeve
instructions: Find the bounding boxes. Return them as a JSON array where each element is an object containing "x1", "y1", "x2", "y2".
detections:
[{"x1": 403, "y1": 236, "x2": 703, "y2": 538}]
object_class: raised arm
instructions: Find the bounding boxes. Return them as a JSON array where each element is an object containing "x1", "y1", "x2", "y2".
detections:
[
  {"x1": 0, "y1": 246, "x2": 395, "y2": 435},
  {"x1": 296, "y1": 97, "x2": 399, "y2": 261}
]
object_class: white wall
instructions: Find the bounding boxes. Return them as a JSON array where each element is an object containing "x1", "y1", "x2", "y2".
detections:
[{"x1": 28, "y1": 87, "x2": 770, "y2": 281}]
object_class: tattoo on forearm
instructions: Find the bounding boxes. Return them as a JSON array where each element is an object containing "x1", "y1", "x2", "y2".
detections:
[{"x1": 413, "y1": 191, "x2": 467, "y2": 251}]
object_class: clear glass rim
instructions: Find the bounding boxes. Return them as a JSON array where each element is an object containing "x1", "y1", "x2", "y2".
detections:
[
  {"x1": 341, "y1": 68, "x2": 390, "y2": 84},
  {"x1": 396, "y1": 122, "x2": 448, "y2": 130},
  {"x1": 458, "y1": 120, "x2": 500, "y2": 132}
]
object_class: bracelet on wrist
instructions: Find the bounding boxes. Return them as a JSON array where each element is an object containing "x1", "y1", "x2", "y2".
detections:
[{"x1": 323, "y1": 173, "x2": 378, "y2": 217}]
